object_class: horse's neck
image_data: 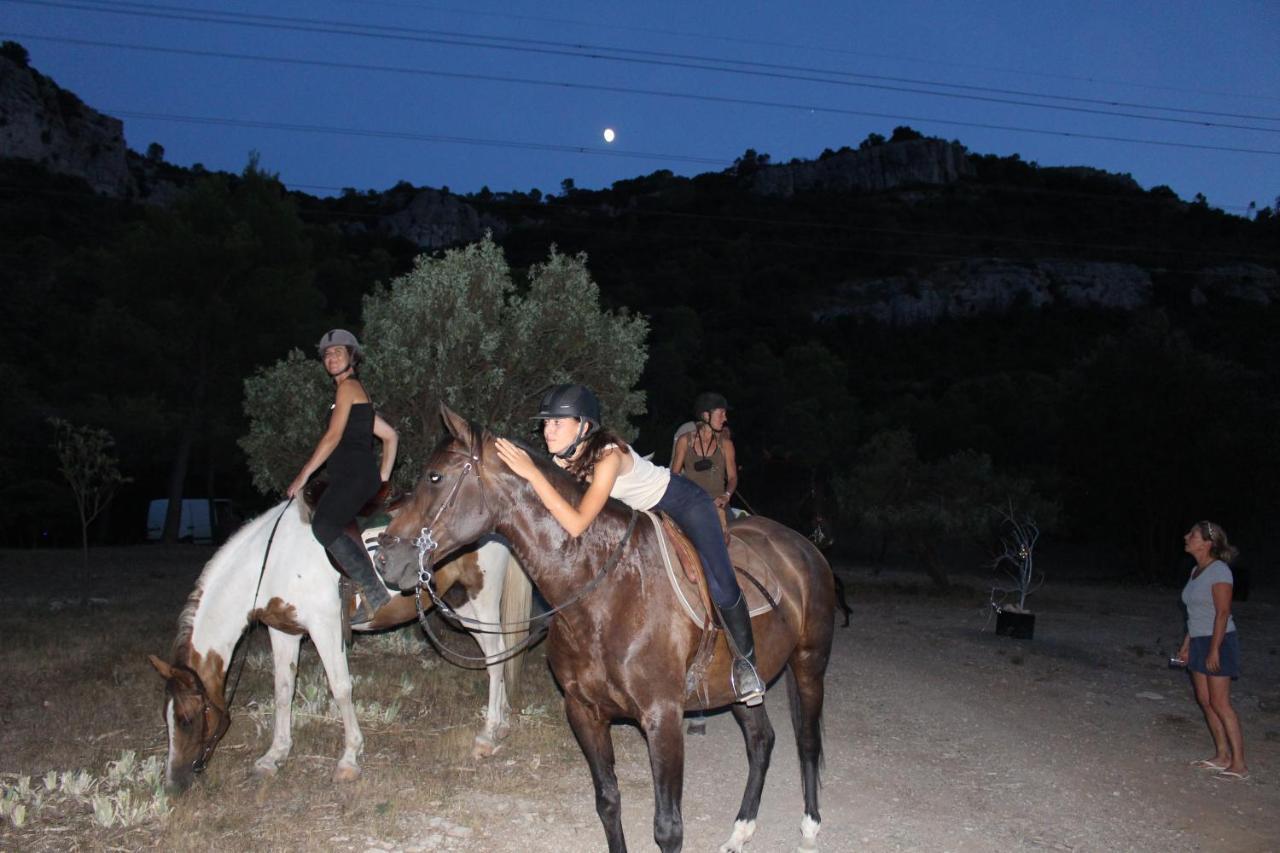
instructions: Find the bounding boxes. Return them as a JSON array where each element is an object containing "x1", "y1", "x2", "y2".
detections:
[
  {"x1": 493, "y1": 480, "x2": 634, "y2": 608},
  {"x1": 183, "y1": 506, "x2": 293, "y2": 670}
]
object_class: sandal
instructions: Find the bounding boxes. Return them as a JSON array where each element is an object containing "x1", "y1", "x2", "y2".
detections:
[
  {"x1": 1190, "y1": 759, "x2": 1229, "y2": 771},
  {"x1": 1212, "y1": 770, "x2": 1251, "y2": 782}
]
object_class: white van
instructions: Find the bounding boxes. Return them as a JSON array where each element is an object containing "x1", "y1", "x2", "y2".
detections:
[{"x1": 146, "y1": 499, "x2": 235, "y2": 544}]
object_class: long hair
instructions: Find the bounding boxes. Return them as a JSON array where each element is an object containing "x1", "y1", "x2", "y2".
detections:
[
  {"x1": 564, "y1": 426, "x2": 631, "y2": 482},
  {"x1": 1195, "y1": 520, "x2": 1240, "y2": 564}
]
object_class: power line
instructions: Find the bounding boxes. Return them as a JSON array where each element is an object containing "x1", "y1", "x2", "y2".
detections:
[
  {"x1": 9, "y1": 0, "x2": 1280, "y2": 132},
  {"x1": 323, "y1": 0, "x2": 1280, "y2": 107},
  {"x1": 106, "y1": 109, "x2": 729, "y2": 165},
  {"x1": 9, "y1": 31, "x2": 1280, "y2": 161}
]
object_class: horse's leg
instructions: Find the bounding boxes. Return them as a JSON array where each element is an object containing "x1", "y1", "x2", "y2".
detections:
[
  {"x1": 467, "y1": 600, "x2": 509, "y2": 759},
  {"x1": 786, "y1": 657, "x2": 827, "y2": 852},
  {"x1": 459, "y1": 560, "x2": 510, "y2": 759},
  {"x1": 832, "y1": 572, "x2": 851, "y2": 627},
  {"x1": 311, "y1": 611, "x2": 365, "y2": 783},
  {"x1": 718, "y1": 703, "x2": 775, "y2": 853},
  {"x1": 642, "y1": 703, "x2": 687, "y2": 853},
  {"x1": 254, "y1": 627, "x2": 301, "y2": 777},
  {"x1": 564, "y1": 695, "x2": 627, "y2": 853}
]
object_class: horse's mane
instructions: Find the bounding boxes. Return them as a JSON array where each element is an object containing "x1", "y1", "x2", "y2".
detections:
[
  {"x1": 169, "y1": 501, "x2": 294, "y2": 660},
  {"x1": 489, "y1": 431, "x2": 635, "y2": 527}
]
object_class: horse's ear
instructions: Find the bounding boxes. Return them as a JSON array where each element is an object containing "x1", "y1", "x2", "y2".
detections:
[
  {"x1": 439, "y1": 404, "x2": 471, "y2": 445},
  {"x1": 148, "y1": 654, "x2": 174, "y2": 680}
]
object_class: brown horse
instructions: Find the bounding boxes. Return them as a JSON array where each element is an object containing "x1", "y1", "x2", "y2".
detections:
[{"x1": 378, "y1": 407, "x2": 835, "y2": 853}]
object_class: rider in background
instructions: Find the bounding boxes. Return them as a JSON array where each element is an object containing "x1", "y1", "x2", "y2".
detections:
[
  {"x1": 495, "y1": 384, "x2": 766, "y2": 705},
  {"x1": 286, "y1": 329, "x2": 398, "y2": 627},
  {"x1": 672, "y1": 392, "x2": 737, "y2": 535}
]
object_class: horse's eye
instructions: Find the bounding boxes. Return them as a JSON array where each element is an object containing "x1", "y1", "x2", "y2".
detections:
[{"x1": 429, "y1": 472, "x2": 442, "y2": 484}]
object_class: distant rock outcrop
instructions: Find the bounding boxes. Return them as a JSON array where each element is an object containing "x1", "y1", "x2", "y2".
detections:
[
  {"x1": 752, "y1": 138, "x2": 973, "y2": 197},
  {"x1": 1189, "y1": 263, "x2": 1280, "y2": 307},
  {"x1": 818, "y1": 259, "x2": 1153, "y2": 325},
  {"x1": 378, "y1": 187, "x2": 505, "y2": 250},
  {"x1": 0, "y1": 51, "x2": 134, "y2": 196}
]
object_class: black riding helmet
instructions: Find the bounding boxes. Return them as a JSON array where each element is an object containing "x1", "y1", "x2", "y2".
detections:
[
  {"x1": 693, "y1": 391, "x2": 728, "y2": 420},
  {"x1": 533, "y1": 384, "x2": 601, "y2": 428},
  {"x1": 533, "y1": 384, "x2": 601, "y2": 460}
]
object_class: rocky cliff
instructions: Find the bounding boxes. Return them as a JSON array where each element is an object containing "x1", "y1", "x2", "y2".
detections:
[
  {"x1": 817, "y1": 259, "x2": 1154, "y2": 325},
  {"x1": 752, "y1": 138, "x2": 973, "y2": 197},
  {"x1": 0, "y1": 51, "x2": 134, "y2": 196},
  {"x1": 376, "y1": 187, "x2": 505, "y2": 250}
]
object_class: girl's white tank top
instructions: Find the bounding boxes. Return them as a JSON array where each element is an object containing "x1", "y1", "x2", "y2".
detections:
[{"x1": 605, "y1": 445, "x2": 670, "y2": 511}]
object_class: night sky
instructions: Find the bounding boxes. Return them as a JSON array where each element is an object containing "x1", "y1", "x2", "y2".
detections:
[{"x1": 5, "y1": 1, "x2": 1278, "y2": 212}]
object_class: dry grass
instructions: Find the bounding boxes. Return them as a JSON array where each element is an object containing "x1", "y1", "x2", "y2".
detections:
[{"x1": 0, "y1": 545, "x2": 581, "y2": 851}]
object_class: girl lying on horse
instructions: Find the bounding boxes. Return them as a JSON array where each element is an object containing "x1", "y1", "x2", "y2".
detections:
[{"x1": 494, "y1": 383, "x2": 766, "y2": 705}]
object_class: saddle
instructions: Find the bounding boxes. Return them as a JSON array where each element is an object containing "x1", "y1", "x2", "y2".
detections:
[
  {"x1": 646, "y1": 511, "x2": 782, "y2": 627},
  {"x1": 302, "y1": 480, "x2": 408, "y2": 632},
  {"x1": 301, "y1": 479, "x2": 403, "y2": 532}
]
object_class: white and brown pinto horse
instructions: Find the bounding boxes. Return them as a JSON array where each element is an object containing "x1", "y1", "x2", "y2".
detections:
[{"x1": 148, "y1": 498, "x2": 531, "y2": 792}]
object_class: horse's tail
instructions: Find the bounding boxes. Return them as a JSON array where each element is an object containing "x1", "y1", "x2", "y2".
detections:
[
  {"x1": 784, "y1": 664, "x2": 825, "y2": 775},
  {"x1": 500, "y1": 549, "x2": 534, "y2": 698}
]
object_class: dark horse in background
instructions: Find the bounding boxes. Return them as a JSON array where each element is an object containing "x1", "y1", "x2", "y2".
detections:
[
  {"x1": 379, "y1": 407, "x2": 835, "y2": 853},
  {"x1": 742, "y1": 450, "x2": 851, "y2": 627}
]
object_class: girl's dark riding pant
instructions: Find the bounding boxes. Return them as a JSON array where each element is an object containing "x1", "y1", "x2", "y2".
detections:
[{"x1": 654, "y1": 474, "x2": 741, "y2": 608}]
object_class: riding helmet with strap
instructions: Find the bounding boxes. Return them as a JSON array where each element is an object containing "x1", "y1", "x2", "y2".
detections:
[
  {"x1": 693, "y1": 391, "x2": 728, "y2": 420},
  {"x1": 533, "y1": 384, "x2": 601, "y2": 460}
]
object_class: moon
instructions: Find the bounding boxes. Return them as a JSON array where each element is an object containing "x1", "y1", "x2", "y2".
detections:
[{"x1": 603, "y1": 127, "x2": 616, "y2": 143}]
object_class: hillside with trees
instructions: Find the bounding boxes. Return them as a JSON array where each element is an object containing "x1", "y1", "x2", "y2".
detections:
[{"x1": 4, "y1": 43, "x2": 1277, "y2": 583}]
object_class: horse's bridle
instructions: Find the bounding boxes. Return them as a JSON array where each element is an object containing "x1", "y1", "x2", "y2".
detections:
[
  {"x1": 169, "y1": 663, "x2": 231, "y2": 775},
  {"x1": 380, "y1": 441, "x2": 485, "y2": 584}
]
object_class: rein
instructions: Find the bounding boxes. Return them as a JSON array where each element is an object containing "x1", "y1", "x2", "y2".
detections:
[
  {"x1": 414, "y1": 510, "x2": 639, "y2": 667},
  {"x1": 180, "y1": 496, "x2": 294, "y2": 776},
  {"x1": 385, "y1": 432, "x2": 639, "y2": 667}
]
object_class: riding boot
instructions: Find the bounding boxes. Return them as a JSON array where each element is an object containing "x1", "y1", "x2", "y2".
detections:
[
  {"x1": 715, "y1": 593, "x2": 766, "y2": 706},
  {"x1": 326, "y1": 534, "x2": 392, "y2": 625}
]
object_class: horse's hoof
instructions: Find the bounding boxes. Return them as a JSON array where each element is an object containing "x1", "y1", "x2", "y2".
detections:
[
  {"x1": 252, "y1": 760, "x2": 279, "y2": 779},
  {"x1": 471, "y1": 735, "x2": 498, "y2": 760},
  {"x1": 332, "y1": 763, "x2": 361, "y2": 783},
  {"x1": 796, "y1": 815, "x2": 820, "y2": 851},
  {"x1": 719, "y1": 819, "x2": 756, "y2": 853}
]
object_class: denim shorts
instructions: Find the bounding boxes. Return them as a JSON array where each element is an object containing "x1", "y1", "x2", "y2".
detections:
[{"x1": 1188, "y1": 631, "x2": 1241, "y2": 679}]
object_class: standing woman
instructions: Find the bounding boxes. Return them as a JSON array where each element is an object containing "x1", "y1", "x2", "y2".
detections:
[
  {"x1": 1176, "y1": 520, "x2": 1248, "y2": 780},
  {"x1": 494, "y1": 384, "x2": 766, "y2": 705},
  {"x1": 287, "y1": 329, "x2": 398, "y2": 626}
]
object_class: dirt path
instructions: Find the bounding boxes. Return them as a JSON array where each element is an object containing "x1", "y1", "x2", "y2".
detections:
[
  {"x1": 389, "y1": 570, "x2": 1280, "y2": 852},
  {"x1": 2, "y1": 551, "x2": 1276, "y2": 852}
]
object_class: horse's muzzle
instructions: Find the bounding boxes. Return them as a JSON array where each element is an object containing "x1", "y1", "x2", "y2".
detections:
[{"x1": 375, "y1": 538, "x2": 419, "y2": 591}]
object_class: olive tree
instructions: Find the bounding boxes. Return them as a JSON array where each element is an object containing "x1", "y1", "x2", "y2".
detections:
[
  {"x1": 50, "y1": 417, "x2": 130, "y2": 588},
  {"x1": 242, "y1": 235, "x2": 649, "y2": 494}
]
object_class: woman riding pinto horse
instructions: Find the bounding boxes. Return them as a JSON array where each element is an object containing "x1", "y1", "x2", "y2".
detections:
[{"x1": 378, "y1": 404, "x2": 834, "y2": 853}]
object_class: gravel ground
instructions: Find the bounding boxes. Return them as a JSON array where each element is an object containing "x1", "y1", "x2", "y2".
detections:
[{"x1": 385, "y1": 567, "x2": 1280, "y2": 852}]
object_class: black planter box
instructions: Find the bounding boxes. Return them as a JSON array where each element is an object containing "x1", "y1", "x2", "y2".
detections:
[{"x1": 995, "y1": 608, "x2": 1036, "y2": 640}]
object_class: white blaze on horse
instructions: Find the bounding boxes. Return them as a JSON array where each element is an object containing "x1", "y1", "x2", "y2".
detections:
[{"x1": 148, "y1": 498, "x2": 531, "y2": 793}]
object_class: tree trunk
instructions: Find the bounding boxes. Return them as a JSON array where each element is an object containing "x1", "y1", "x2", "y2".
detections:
[
  {"x1": 162, "y1": 415, "x2": 198, "y2": 544},
  {"x1": 163, "y1": 348, "x2": 209, "y2": 544},
  {"x1": 920, "y1": 543, "x2": 950, "y2": 589}
]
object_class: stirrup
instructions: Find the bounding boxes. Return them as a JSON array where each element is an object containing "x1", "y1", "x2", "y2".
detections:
[
  {"x1": 349, "y1": 592, "x2": 384, "y2": 629},
  {"x1": 731, "y1": 659, "x2": 766, "y2": 707}
]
